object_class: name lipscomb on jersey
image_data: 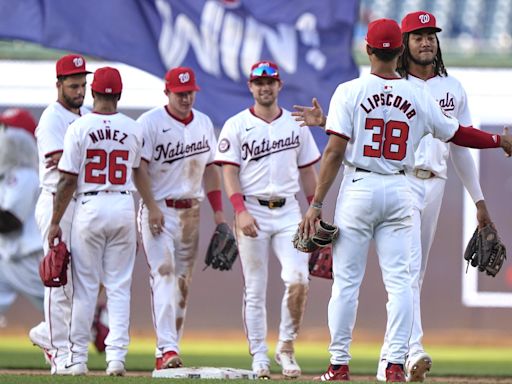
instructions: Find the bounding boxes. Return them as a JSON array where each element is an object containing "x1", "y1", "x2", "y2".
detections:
[
  {"x1": 241, "y1": 132, "x2": 300, "y2": 161},
  {"x1": 360, "y1": 93, "x2": 416, "y2": 120},
  {"x1": 154, "y1": 135, "x2": 210, "y2": 164}
]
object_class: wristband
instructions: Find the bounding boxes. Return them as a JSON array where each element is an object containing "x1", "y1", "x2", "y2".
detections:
[
  {"x1": 229, "y1": 193, "x2": 247, "y2": 214},
  {"x1": 207, "y1": 190, "x2": 223, "y2": 212},
  {"x1": 311, "y1": 201, "x2": 323, "y2": 209}
]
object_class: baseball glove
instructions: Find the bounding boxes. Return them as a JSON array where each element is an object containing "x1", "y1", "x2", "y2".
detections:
[
  {"x1": 204, "y1": 223, "x2": 239, "y2": 271},
  {"x1": 309, "y1": 244, "x2": 333, "y2": 279},
  {"x1": 293, "y1": 219, "x2": 339, "y2": 253},
  {"x1": 464, "y1": 224, "x2": 506, "y2": 277},
  {"x1": 39, "y1": 241, "x2": 70, "y2": 287}
]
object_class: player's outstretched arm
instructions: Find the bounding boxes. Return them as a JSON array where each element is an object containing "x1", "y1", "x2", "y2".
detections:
[
  {"x1": 292, "y1": 98, "x2": 326, "y2": 127},
  {"x1": 204, "y1": 163, "x2": 226, "y2": 226},
  {"x1": 133, "y1": 160, "x2": 164, "y2": 236}
]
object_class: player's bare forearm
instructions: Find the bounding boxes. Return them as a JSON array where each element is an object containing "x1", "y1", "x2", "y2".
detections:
[
  {"x1": 133, "y1": 162, "x2": 164, "y2": 234},
  {"x1": 222, "y1": 164, "x2": 242, "y2": 198},
  {"x1": 475, "y1": 200, "x2": 492, "y2": 228},
  {"x1": 204, "y1": 163, "x2": 223, "y2": 193},
  {"x1": 299, "y1": 165, "x2": 318, "y2": 201},
  {"x1": 51, "y1": 173, "x2": 77, "y2": 226}
]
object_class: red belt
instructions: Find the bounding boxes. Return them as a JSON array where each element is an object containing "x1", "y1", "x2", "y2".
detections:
[{"x1": 165, "y1": 198, "x2": 194, "y2": 209}]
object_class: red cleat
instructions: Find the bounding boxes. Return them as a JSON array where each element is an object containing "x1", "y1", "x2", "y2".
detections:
[
  {"x1": 386, "y1": 364, "x2": 406, "y2": 382},
  {"x1": 162, "y1": 350, "x2": 183, "y2": 368},
  {"x1": 92, "y1": 304, "x2": 109, "y2": 353},
  {"x1": 317, "y1": 364, "x2": 350, "y2": 381}
]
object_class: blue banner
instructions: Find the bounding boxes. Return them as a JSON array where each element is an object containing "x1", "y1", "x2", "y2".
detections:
[{"x1": 0, "y1": 0, "x2": 359, "y2": 144}]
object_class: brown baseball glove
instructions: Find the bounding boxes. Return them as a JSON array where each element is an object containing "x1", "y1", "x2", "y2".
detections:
[
  {"x1": 39, "y1": 241, "x2": 70, "y2": 287},
  {"x1": 464, "y1": 224, "x2": 506, "y2": 277},
  {"x1": 293, "y1": 219, "x2": 339, "y2": 253}
]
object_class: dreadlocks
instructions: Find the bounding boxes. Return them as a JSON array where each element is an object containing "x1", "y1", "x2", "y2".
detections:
[{"x1": 397, "y1": 31, "x2": 447, "y2": 79}]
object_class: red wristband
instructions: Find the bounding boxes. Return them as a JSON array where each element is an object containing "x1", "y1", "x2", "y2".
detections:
[
  {"x1": 207, "y1": 190, "x2": 223, "y2": 212},
  {"x1": 307, "y1": 195, "x2": 315, "y2": 204},
  {"x1": 229, "y1": 193, "x2": 247, "y2": 214}
]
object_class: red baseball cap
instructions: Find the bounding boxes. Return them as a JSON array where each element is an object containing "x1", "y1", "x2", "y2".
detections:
[
  {"x1": 165, "y1": 67, "x2": 200, "y2": 93},
  {"x1": 401, "y1": 11, "x2": 442, "y2": 33},
  {"x1": 56, "y1": 54, "x2": 91, "y2": 77},
  {"x1": 249, "y1": 61, "x2": 280, "y2": 81},
  {"x1": 366, "y1": 18, "x2": 403, "y2": 50},
  {"x1": 91, "y1": 67, "x2": 123, "y2": 94},
  {"x1": 0, "y1": 108, "x2": 37, "y2": 136}
]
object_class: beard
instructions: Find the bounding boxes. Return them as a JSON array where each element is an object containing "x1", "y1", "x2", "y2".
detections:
[
  {"x1": 62, "y1": 92, "x2": 84, "y2": 110},
  {"x1": 409, "y1": 53, "x2": 435, "y2": 67}
]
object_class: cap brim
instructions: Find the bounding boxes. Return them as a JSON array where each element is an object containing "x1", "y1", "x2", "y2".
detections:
[
  {"x1": 57, "y1": 69, "x2": 92, "y2": 77},
  {"x1": 404, "y1": 26, "x2": 442, "y2": 33},
  {"x1": 167, "y1": 85, "x2": 200, "y2": 93}
]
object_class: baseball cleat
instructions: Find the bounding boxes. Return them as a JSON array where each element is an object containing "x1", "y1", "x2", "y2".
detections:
[
  {"x1": 405, "y1": 352, "x2": 432, "y2": 382},
  {"x1": 275, "y1": 351, "x2": 301, "y2": 378},
  {"x1": 316, "y1": 364, "x2": 350, "y2": 381},
  {"x1": 155, "y1": 357, "x2": 163, "y2": 370},
  {"x1": 28, "y1": 323, "x2": 53, "y2": 365},
  {"x1": 386, "y1": 363, "x2": 405, "y2": 383},
  {"x1": 252, "y1": 361, "x2": 271, "y2": 379},
  {"x1": 92, "y1": 303, "x2": 109, "y2": 353},
  {"x1": 376, "y1": 358, "x2": 387, "y2": 382},
  {"x1": 162, "y1": 350, "x2": 183, "y2": 368},
  {"x1": 106, "y1": 360, "x2": 126, "y2": 376}
]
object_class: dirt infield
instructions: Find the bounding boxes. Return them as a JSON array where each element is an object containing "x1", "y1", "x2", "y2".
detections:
[{"x1": 1, "y1": 370, "x2": 512, "y2": 383}]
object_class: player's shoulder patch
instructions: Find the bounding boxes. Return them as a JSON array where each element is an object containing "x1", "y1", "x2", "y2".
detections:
[{"x1": 218, "y1": 138, "x2": 230, "y2": 153}]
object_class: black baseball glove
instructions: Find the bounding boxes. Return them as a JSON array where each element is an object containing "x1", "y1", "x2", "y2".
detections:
[
  {"x1": 204, "y1": 223, "x2": 239, "y2": 271},
  {"x1": 293, "y1": 219, "x2": 339, "y2": 253},
  {"x1": 464, "y1": 224, "x2": 506, "y2": 277}
]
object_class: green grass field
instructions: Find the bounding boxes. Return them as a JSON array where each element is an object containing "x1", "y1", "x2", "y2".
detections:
[{"x1": 1, "y1": 334, "x2": 512, "y2": 383}]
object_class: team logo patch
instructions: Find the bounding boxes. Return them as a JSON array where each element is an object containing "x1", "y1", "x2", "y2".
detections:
[
  {"x1": 218, "y1": 138, "x2": 230, "y2": 153},
  {"x1": 179, "y1": 72, "x2": 191, "y2": 84},
  {"x1": 73, "y1": 57, "x2": 84, "y2": 67},
  {"x1": 419, "y1": 14, "x2": 430, "y2": 24}
]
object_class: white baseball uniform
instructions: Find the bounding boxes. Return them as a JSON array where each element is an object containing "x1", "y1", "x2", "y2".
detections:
[
  {"x1": 58, "y1": 111, "x2": 142, "y2": 365},
  {"x1": 0, "y1": 128, "x2": 44, "y2": 316},
  {"x1": 214, "y1": 107, "x2": 320, "y2": 367},
  {"x1": 136, "y1": 106, "x2": 218, "y2": 357},
  {"x1": 379, "y1": 74, "x2": 483, "y2": 360},
  {"x1": 32, "y1": 101, "x2": 89, "y2": 372},
  {"x1": 324, "y1": 73, "x2": 460, "y2": 365}
]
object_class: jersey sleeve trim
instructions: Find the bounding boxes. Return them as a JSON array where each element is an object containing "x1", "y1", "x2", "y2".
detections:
[
  {"x1": 298, "y1": 155, "x2": 321, "y2": 169},
  {"x1": 45, "y1": 149, "x2": 63, "y2": 158},
  {"x1": 214, "y1": 160, "x2": 240, "y2": 167},
  {"x1": 326, "y1": 130, "x2": 350, "y2": 140}
]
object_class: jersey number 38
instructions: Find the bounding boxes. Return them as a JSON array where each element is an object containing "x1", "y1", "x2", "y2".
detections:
[{"x1": 363, "y1": 118, "x2": 409, "y2": 161}]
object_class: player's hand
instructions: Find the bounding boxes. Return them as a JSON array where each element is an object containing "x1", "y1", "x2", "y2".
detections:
[
  {"x1": 236, "y1": 210, "x2": 259, "y2": 238},
  {"x1": 299, "y1": 206, "x2": 322, "y2": 239},
  {"x1": 48, "y1": 224, "x2": 62, "y2": 248},
  {"x1": 500, "y1": 126, "x2": 511, "y2": 157},
  {"x1": 292, "y1": 97, "x2": 325, "y2": 127},
  {"x1": 148, "y1": 206, "x2": 165, "y2": 236}
]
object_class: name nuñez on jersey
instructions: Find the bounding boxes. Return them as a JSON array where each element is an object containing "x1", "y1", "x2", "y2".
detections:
[
  {"x1": 89, "y1": 128, "x2": 128, "y2": 144},
  {"x1": 155, "y1": 135, "x2": 210, "y2": 164},
  {"x1": 360, "y1": 93, "x2": 416, "y2": 119},
  {"x1": 241, "y1": 132, "x2": 300, "y2": 161}
]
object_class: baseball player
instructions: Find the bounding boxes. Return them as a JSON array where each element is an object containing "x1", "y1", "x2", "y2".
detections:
[
  {"x1": 0, "y1": 109, "x2": 44, "y2": 327},
  {"x1": 293, "y1": 12, "x2": 496, "y2": 382},
  {"x1": 375, "y1": 11, "x2": 496, "y2": 382},
  {"x1": 47, "y1": 66, "x2": 156, "y2": 376},
  {"x1": 297, "y1": 19, "x2": 512, "y2": 382},
  {"x1": 214, "y1": 61, "x2": 320, "y2": 379},
  {"x1": 136, "y1": 67, "x2": 226, "y2": 370},
  {"x1": 29, "y1": 54, "x2": 109, "y2": 375}
]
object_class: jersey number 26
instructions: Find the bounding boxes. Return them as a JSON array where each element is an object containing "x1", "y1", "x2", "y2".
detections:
[{"x1": 85, "y1": 149, "x2": 128, "y2": 185}]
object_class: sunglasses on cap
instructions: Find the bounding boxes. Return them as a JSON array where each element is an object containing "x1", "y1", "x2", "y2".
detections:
[{"x1": 250, "y1": 64, "x2": 279, "y2": 78}]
